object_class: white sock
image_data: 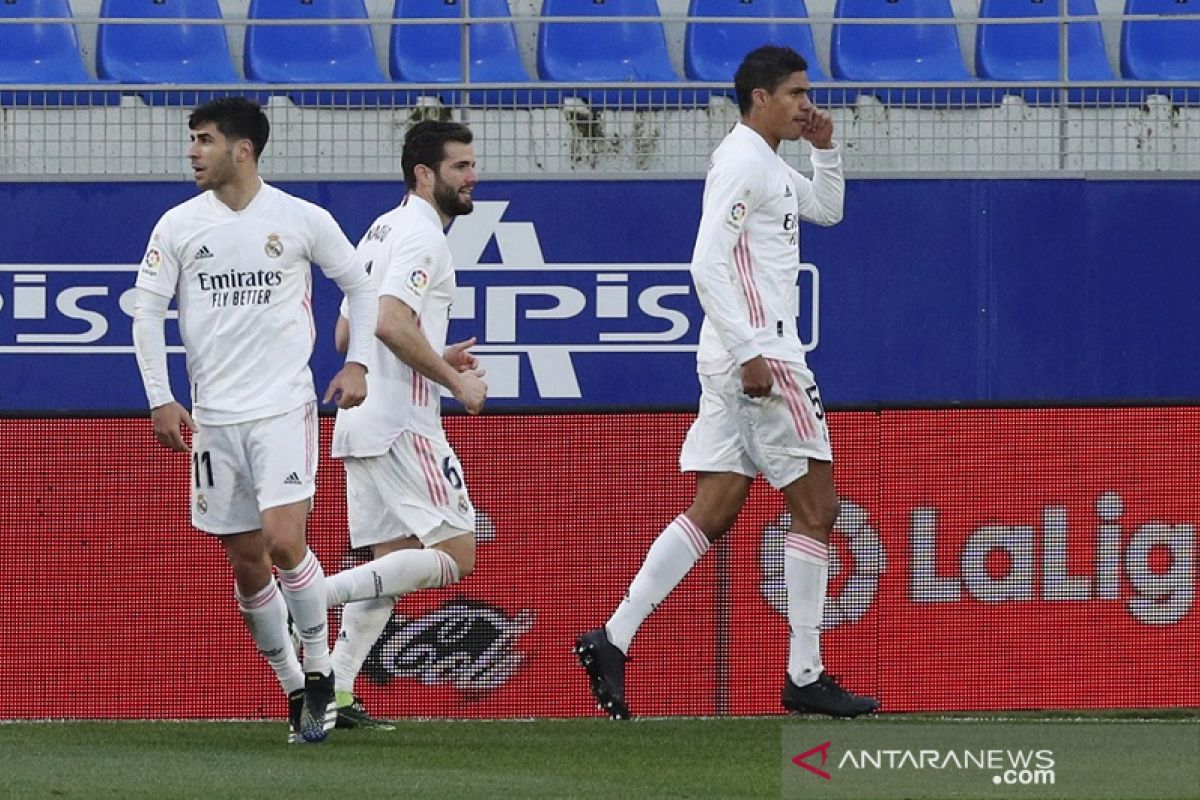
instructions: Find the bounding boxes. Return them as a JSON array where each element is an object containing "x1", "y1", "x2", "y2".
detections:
[
  {"x1": 326, "y1": 549, "x2": 460, "y2": 607},
  {"x1": 785, "y1": 533, "x2": 828, "y2": 687},
  {"x1": 235, "y1": 580, "x2": 304, "y2": 695},
  {"x1": 605, "y1": 514, "x2": 710, "y2": 654},
  {"x1": 277, "y1": 548, "x2": 331, "y2": 676},
  {"x1": 332, "y1": 598, "x2": 395, "y2": 696}
]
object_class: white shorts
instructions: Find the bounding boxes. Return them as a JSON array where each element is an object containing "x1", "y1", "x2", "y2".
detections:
[
  {"x1": 679, "y1": 360, "x2": 832, "y2": 490},
  {"x1": 343, "y1": 431, "x2": 475, "y2": 550},
  {"x1": 190, "y1": 401, "x2": 318, "y2": 534}
]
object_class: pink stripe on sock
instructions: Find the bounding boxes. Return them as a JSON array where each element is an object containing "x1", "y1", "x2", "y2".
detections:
[
  {"x1": 786, "y1": 534, "x2": 829, "y2": 562},
  {"x1": 675, "y1": 515, "x2": 711, "y2": 559},
  {"x1": 279, "y1": 552, "x2": 319, "y2": 591},
  {"x1": 238, "y1": 581, "x2": 277, "y2": 610}
]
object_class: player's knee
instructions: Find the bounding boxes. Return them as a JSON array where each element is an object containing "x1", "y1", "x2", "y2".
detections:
[
  {"x1": 438, "y1": 535, "x2": 475, "y2": 582},
  {"x1": 794, "y1": 494, "x2": 840, "y2": 537}
]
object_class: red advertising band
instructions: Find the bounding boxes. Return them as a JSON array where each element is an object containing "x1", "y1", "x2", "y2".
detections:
[{"x1": 0, "y1": 408, "x2": 1195, "y2": 719}]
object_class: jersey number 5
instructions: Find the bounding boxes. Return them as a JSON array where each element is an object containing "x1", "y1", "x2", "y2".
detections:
[{"x1": 805, "y1": 386, "x2": 826, "y2": 421}]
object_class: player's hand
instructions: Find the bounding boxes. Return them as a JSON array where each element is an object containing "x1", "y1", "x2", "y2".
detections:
[
  {"x1": 740, "y1": 356, "x2": 774, "y2": 398},
  {"x1": 150, "y1": 401, "x2": 195, "y2": 452},
  {"x1": 451, "y1": 369, "x2": 488, "y2": 415},
  {"x1": 800, "y1": 107, "x2": 834, "y2": 150},
  {"x1": 324, "y1": 361, "x2": 368, "y2": 409},
  {"x1": 444, "y1": 336, "x2": 480, "y2": 373}
]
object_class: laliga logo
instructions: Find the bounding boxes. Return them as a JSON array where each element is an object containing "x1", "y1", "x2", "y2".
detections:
[{"x1": 759, "y1": 500, "x2": 886, "y2": 627}]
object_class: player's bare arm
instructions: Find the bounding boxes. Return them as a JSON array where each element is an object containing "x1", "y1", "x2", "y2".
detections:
[
  {"x1": 377, "y1": 295, "x2": 487, "y2": 414},
  {"x1": 150, "y1": 401, "x2": 196, "y2": 452},
  {"x1": 323, "y1": 361, "x2": 368, "y2": 409}
]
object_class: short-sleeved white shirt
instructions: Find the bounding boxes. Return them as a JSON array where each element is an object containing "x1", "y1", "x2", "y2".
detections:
[
  {"x1": 332, "y1": 194, "x2": 456, "y2": 458},
  {"x1": 136, "y1": 181, "x2": 359, "y2": 425}
]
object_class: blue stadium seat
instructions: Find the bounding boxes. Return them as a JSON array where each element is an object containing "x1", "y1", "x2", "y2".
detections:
[
  {"x1": 976, "y1": 0, "x2": 1133, "y2": 105},
  {"x1": 1121, "y1": 0, "x2": 1200, "y2": 103},
  {"x1": 685, "y1": 0, "x2": 850, "y2": 106},
  {"x1": 97, "y1": 0, "x2": 254, "y2": 105},
  {"x1": 0, "y1": 0, "x2": 117, "y2": 106},
  {"x1": 830, "y1": 0, "x2": 991, "y2": 106},
  {"x1": 538, "y1": 0, "x2": 700, "y2": 108},
  {"x1": 244, "y1": 0, "x2": 390, "y2": 106},
  {"x1": 390, "y1": 0, "x2": 542, "y2": 106}
]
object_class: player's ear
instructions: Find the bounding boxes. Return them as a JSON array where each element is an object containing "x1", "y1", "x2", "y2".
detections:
[{"x1": 415, "y1": 162, "x2": 433, "y2": 188}]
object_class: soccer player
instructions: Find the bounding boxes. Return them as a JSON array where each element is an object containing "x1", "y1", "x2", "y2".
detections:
[
  {"x1": 575, "y1": 46, "x2": 880, "y2": 719},
  {"x1": 131, "y1": 97, "x2": 378, "y2": 743},
  {"x1": 321, "y1": 121, "x2": 487, "y2": 727}
]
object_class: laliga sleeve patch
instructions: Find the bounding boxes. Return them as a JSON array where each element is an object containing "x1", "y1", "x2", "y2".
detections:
[
  {"x1": 141, "y1": 247, "x2": 162, "y2": 277},
  {"x1": 724, "y1": 201, "x2": 748, "y2": 233},
  {"x1": 407, "y1": 267, "x2": 430, "y2": 294}
]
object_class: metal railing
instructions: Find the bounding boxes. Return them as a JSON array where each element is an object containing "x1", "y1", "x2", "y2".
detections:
[{"x1": 1, "y1": 6, "x2": 1197, "y2": 179}]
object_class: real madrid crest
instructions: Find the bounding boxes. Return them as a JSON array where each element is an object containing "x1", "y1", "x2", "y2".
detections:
[
  {"x1": 196, "y1": 493, "x2": 208, "y2": 515},
  {"x1": 265, "y1": 233, "x2": 283, "y2": 259}
]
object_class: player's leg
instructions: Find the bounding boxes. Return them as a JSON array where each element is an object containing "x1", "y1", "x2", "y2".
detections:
[
  {"x1": 328, "y1": 454, "x2": 411, "y2": 724},
  {"x1": 324, "y1": 433, "x2": 475, "y2": 726},
  {"x1": 195, "y1": 419, "x2": 305, "y2": 740},
  {"x1": 328, "y1": 499, "x2": 419, "y2": 732},
  {"x1": 576, "y1": 370, "x2": 755, "y2": 719},
  {"x1": 603, "y1": 471, "x2": 750, "y2": 655},
  {"x1": 326, "y1": 434, "x2": 475, "y2": 607},
  {"x1": 251, "y1": 402, "x2": 334, "y2": 742},
  {"x1": 752, "y1": 360, "x2": 878, "y2": 718}
]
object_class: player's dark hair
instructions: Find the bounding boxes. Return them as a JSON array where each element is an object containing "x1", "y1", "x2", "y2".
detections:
[
  {"x1": 188, "y1": 97, "x2": 270, "y2": 161},
  {"x1": 402, "y1": 121, "x2": 474, "y2": 189},
  {"x1": 734, "y1": 45, "x2": 810, "y2": 115}
]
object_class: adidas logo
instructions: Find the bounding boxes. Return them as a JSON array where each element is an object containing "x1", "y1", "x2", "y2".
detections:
[
  {"x1": 194, "y1": 245, "x2": 214, "y2": 260},
  {"x1": 784, "y1": 185, "x2": 793, "y2": 198},
  {"x1": 283, "y1": 471, "x2": 302, "y2": 485}
]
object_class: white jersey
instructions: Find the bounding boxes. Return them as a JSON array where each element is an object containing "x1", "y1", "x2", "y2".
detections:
[
  {"x1": 136, "y1": 181, "x2": 363, "y2": 425},
  {"x1": 692, "y1": 123, "x2": 844, "y2": 375},
  {"x1": 332, "y1": 194, "x2": 455, "y2": 457}
]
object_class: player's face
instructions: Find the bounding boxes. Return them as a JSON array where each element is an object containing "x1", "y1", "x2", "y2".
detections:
[
  {"x1": 762, "y1": 71, "x2": 815, "y2": 143},
  {"x1": 431, "y1": 142, "x2": 477, "y2": 218},
  {"x1": 187, "y1": 122, "x2": 238, "y2": 190}
]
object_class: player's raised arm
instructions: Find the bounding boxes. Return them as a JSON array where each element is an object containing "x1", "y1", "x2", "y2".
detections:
[{"x1": 788, "y1": 113, "x2": 844, "y2": 227}]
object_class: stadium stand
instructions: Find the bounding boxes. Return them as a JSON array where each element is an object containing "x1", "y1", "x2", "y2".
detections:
[
  {"x1": 244, "y1": 0, "x2": 390, "y2": 106},
  {"x1": 537, "y1": 0, "x2": 702, "y2": 107},
  {"x1": 96, "y1": 0, "x2": 249, "y2": 105},
  {"x1": 1120, "y1": 0, "x2": 1200, "y2": 103},
  {"x1": 0, "y1": 0, "x2": 117, "y2": 105},
  {"x1": 975, "y1": 0, "x2": 1131, "y2": 105},
  {"x1": 684, "y1": 0, "x2": 846, "y2": 105},
  {"x1": 830, "y1": 0, "x2": 991, "y2": 106},
  {"x1": 390, "y1": 0, "x2": 538, "y2": 106}
]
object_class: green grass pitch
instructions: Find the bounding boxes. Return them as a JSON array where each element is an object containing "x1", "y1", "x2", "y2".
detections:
[{"x1": 1, "y1": 711, "x2": 1196, "y2": 799}]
